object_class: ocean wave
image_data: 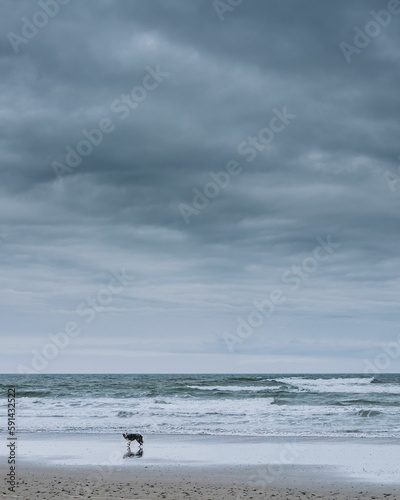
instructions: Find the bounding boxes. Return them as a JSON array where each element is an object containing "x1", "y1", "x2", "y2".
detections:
[
  {"x1": 335, "y1": 398, "x2": 380, "y2": 406},
  {"x1": 2, "y1": 374, "x2": 400, "y2": 439},
  {"x1": 13, "y1": 391, "x2": 53, "y2": 398},
  {"x1": 357, "y1": 410, "x2": 382, "y2": 417},
  {"x1": 371, "y1": 376, "x2": 400, "y2": 385},
  {"x1": 276, "y1": 377, "x2": 400, "y2": 394},
  {"x1": 272, "y1": 398, "x2": 290, "y2": 405},
  {"x1": 186, "y1": 384, "x2": 287, "y2": 393},
  {"x1": 116, "y1": 411, "x2": 138, "y2": 418},
  {"x1": 217, "y1": 376, "x2": 266, "y2": 382}
]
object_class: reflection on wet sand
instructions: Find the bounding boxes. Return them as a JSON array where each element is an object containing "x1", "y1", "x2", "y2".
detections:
[{"x1": 123, "y1": 444, "x2": 143, "y2": 459}]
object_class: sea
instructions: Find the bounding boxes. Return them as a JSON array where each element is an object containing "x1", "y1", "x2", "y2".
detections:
[{"x1": 1, "y1": 374, "x2": 400, "y2": 439}]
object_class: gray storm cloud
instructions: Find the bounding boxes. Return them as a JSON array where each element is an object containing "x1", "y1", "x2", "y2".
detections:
[{"x1": 1, "y1": 0, "x2": 400, "y2": 373}]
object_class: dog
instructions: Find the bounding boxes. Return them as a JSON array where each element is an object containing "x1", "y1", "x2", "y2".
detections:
[{"x1": 122, "y1": 432, "x2": 144, "y2": 446}]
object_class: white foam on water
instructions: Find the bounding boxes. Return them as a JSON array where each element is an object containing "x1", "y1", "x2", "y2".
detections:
[
  {"x1": 187, "y1": 385, "x2": 277, "y2": 392},
  {"x1": 6, "y1": 393, "x2": 399, "y2": 438},
  {"x1": 277, "y1": 377, "x2": 400, "y2": 394},
  {"x1": 2, "y1": 375, "x2": 400, "y2": 438}
]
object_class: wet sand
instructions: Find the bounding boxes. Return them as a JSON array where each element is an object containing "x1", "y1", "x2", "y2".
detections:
[{"x1": 2, "y1": 434, "x2": 400, "y2": 499}]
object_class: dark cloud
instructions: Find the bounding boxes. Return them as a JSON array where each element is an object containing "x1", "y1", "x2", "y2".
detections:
[{"x1": 1, "y1": 0, "x2": 400, "y2": 372}]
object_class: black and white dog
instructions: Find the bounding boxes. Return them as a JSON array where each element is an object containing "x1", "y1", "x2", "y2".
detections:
[{"x1": 122, "y1": 432, "x2": 144, "y2": 447}]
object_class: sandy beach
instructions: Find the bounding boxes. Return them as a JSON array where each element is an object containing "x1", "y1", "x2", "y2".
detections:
[
  {"x1": 4, "y1": 464, "x2": 400, "y2": 500},
  {"x1": 2, "y1": 434, "x2": 400, "y2": 499}
]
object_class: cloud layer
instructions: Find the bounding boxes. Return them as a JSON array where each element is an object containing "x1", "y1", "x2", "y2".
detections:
[{"x1": 1, "y1": 0, "x2": 400, "y2": 372}]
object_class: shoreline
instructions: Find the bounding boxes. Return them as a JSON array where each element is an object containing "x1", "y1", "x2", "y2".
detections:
[
  {"x1": 0, "y1": 433, "x2": 400, "y2": 500},
  {"x1": 4, "y1": 433, "x2": 400, "y2": 471},
  {"x1": 2, "y1": 434, "x2": 400, "y2": 498}
]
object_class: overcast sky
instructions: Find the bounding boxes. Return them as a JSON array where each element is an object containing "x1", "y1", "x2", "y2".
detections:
[{"x1": 1, "y1": 0, "x2": 400, "y2": 373}]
